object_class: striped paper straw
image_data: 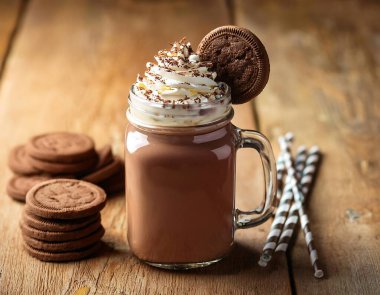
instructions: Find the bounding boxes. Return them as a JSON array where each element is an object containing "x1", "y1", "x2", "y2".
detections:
[
  {"x1": 258, "y1": 176, "x2": 293, "y2": 267},
  {"x1": 295, "y1": 146, "x2": 307, "y2": 180},
  {"x1": 300, "y1": 145, "x2": 320, "y2": 197},
  {"x1": 278, "y1": 138, "x2": 324, "y2": 279},
  {"x1": 258, "y1": 135, "x2": 294, "y2": 267},
  {"x1": 298, "y1": 202, "x2": 324, "y2": 278},
  {"x1": 275, "y1": 146, "x2": 321, "y2": 253},
  {"x1": 276, "y1": 133, "x2": 294, "y2": 201}
]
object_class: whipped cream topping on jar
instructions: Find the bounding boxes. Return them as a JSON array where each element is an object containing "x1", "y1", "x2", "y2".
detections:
[{"x1": 127, "y1": 39, "x2": 232, "y2": 127}]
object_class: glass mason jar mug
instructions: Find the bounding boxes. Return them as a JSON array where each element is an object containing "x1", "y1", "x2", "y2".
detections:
[{"x1": 125, "y1": 84, "x2": 277, "y2": 269}]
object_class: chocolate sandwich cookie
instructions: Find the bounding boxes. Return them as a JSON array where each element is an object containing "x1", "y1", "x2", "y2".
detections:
[
  {"x1": 82, "y1": 156, "x2": 123, "y2": 184},
  {"x1": 197, "y1": 26, "x2": 270, "y2": 104},
  {"x1": 23, "y1": 241, "x2": 102, "y2": 262},
  {"x1": 6, "y1": 187, "x2": 25, "y2": 202},
  {"x1": 95, "y1": 145, "x2": 114, "y2": 170},
  {"x1": 22, "y1": 210, "x2": 101, "y2": 232},
  {"x1": 8, "y1": 145, "x2": 40, "y2": 175},
  {"x1": 99, "y1": 168, "x2": 125, "y2": 195},
  {"x1": 20, "y1": 219, "x2": 101, "y2": 242},
  {"x1": 6, "y1": 175, "x2": 52, "y2": 202},
  {"x1": 28, "y1": 155, "x2": 98, "y2": 175},
  {"x1": 23, "y1": 226, "x2": 105, "y2": 252},
  {"x1": 26, "y1": 132, "x2": 96, "y2": 163},
  {"x1": 26, "y1": 179, "x2": 107, "y2": 219}
]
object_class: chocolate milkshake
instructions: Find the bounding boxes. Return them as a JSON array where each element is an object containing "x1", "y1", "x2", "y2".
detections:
[{"x1": 126, "y1": 38, "x2": 276, "y2": 269}]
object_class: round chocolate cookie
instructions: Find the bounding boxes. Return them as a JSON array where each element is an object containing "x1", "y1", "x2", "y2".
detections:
[
  {"x1": 95, "y1": 145, "x2": 114, "y2": 170},
  {"x1": 197, "y1": 26, "x2": 270, "y2": 104},
  {"x1": 20, "y1": 218, "x2": 101, "y2": 242},
  {"x1": 28, "y1": 155, "x2": 98, "y2": 175},
  {"x1": 99, "y1": 168, "x2": 125, "y2": 195},
  {"x1": 8, "y1": 145, "x2": 40, "y2": 175},
  {"x1": 6, "y1": 188, "x2": 25, "y2": 202},
  {"x1": 22, "y1": 210, "x2": 101, "y2": 232},
  {"x1": 23, "y1": 241, "x2": 102, "y2": 262},
  {"x1": 7, "y1": 175, "x2": 53, "y2": 202},
  {"x1": 25, "y1": 132, "x2": 96, "y2": 163},
  {"x1": 26, "y1": 179, "x2": 107, "y2": 219},
  {"x1": 22, "y1": 226, "x2": 105, "y2": 252},
  {"x1": 82, "y1": 156, "x2": 123, "y2": 184}
]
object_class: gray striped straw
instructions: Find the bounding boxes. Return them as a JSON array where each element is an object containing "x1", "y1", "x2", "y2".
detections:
[
  {"x1": 258, "y1": 176, "x2": 293, "y2": 267},
  {"x1": 275, "y1": 146, "x2": 321, "y2": 254},
  {"x1": 295, "y1": 146, "x2": 307, "y2": 180},
  {"x1": 278, "y1": 137, "x2": 324, "y2": 279},
  {"x1": 275, "y1": 133, "x2": 293, "y2": 203},
  {"x1": 300, "y1": 145, "x2": 320, "y2": 197},
  {"x1": 258, "y1": 134, "x2": 294, "y2": 267}
]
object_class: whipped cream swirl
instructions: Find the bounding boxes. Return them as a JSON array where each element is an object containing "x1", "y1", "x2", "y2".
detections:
[
  {"x1": 133, "y1": 39, "x2": 226, "y2": 105},
  {"x1": 128, "y1": 39, "x2": 231, "y2": 127}
]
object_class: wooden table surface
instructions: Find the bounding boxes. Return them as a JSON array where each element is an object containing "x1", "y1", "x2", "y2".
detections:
[{"x1": 0, "y1": 0, "x2": 379, "y2": 294}]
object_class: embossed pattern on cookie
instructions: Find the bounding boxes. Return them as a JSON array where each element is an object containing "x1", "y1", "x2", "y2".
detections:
[
  {"x1": 26, "y1": 179, "x2": 106, "y2": 219},
  {"x1": 26, "y1": 132, "x2": 96, "y2": 163},
  {"x1": 197, "y1": 26, "x2": 270, "y2": 104}
]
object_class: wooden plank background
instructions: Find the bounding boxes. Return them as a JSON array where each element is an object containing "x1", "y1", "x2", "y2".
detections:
[
  {"x1": 0, "y1": 0, "x2": 379, "y2": 294},
  {"x1": 0, "y1": 0, "x2": 23, "y2": 74},
  {"x1": 235, "y1": 1, "x2": 380, "y2": 294}
]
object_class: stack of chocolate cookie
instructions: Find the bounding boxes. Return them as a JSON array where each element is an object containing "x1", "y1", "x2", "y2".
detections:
[
  {"x1": 21, "y1": 179, "x2": 106, "y2": 262},
  {"x1": 7, "y1": 132, "x2": 124, "y2": 202}
]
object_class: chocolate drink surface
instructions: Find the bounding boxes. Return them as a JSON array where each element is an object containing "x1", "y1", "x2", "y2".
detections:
[{"x1": 126, "y1": 122, "x2": 236, "y2": 264}]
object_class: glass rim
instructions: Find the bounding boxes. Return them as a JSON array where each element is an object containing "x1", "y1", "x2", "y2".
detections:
[{"x1": 126, "y1": 107, "x2": 234, "y2": 133}]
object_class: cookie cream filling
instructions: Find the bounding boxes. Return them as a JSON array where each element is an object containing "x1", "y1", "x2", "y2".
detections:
[{"x1": 128, "y1": 39, "x2": 232, "y2": 127}]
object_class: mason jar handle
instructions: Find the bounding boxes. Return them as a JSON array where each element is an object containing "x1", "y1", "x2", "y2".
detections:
[{"x1": 234, "y1": 126, "x2": 277, "y2": 229}]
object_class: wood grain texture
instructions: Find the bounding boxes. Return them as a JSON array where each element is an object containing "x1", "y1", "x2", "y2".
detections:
[
  {"x1": 0, "y1": 0, "x2": 23, "y2": 74},
  {"x1": 235, "y1": 0, "x2": 380, "y2": 294},
  {"x1": 0, "y1": 0, "x2": 290, "y2": 294}
]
